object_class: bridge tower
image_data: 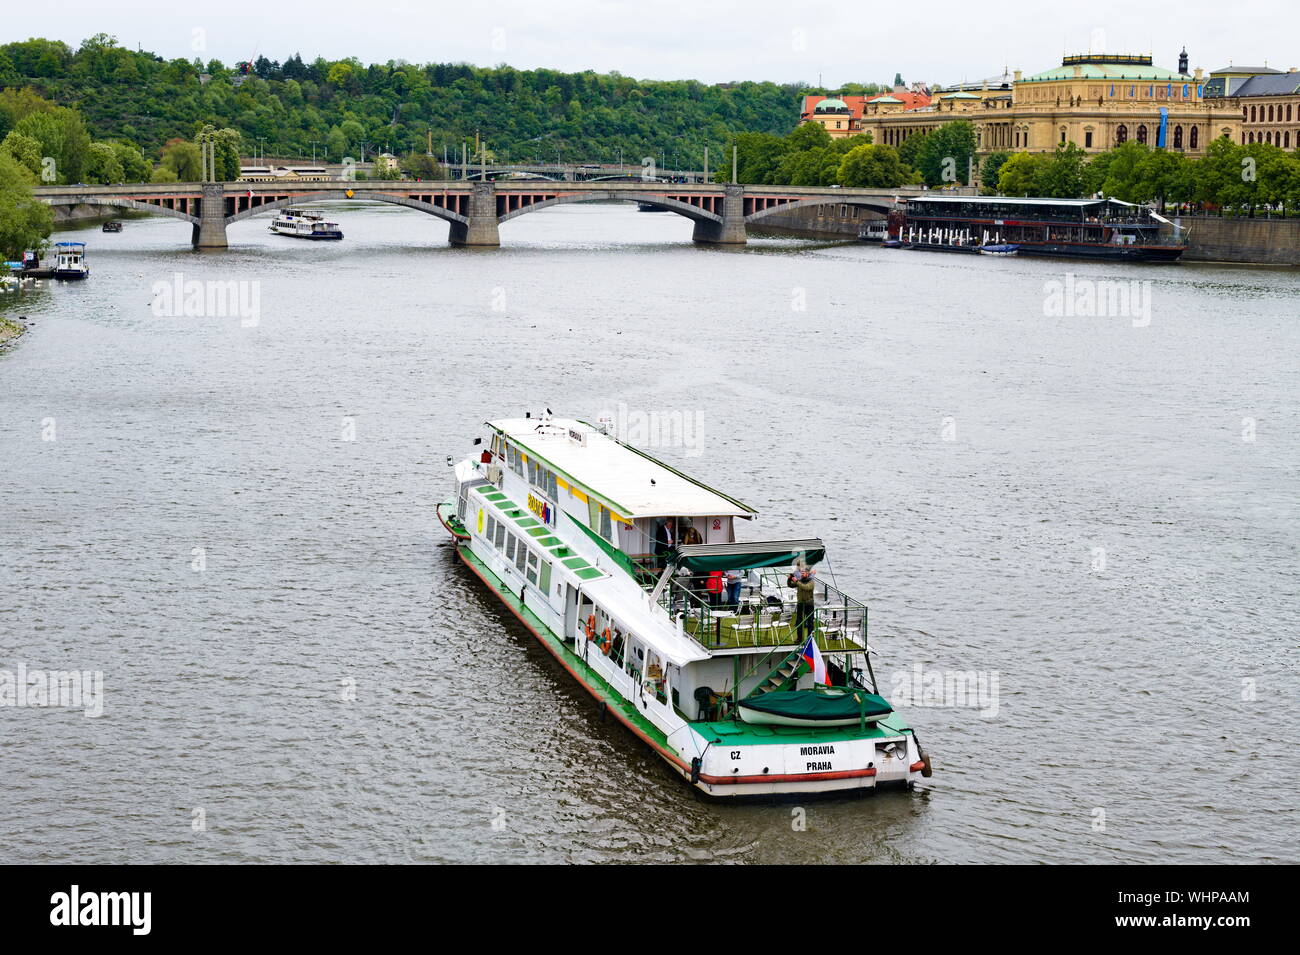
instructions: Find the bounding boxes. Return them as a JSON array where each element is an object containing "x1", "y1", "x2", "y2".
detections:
[
  {"x1": 690, "y1": 185, "x2": 747, "y2": 245},
  {"x1": 448, "y1": 182, "x2": 501, "y2": 247},
  {"x1": 192, "y1": 183, "x2": 229, "y2": 249}
]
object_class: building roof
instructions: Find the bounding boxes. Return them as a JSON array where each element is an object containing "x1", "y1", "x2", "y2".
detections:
[
  {"x1": 1233, "y1": 73, "x2": 1300, "y2": 96},
  {"x1": 800, "y1": 90, "x2": 933, "y2": 119},
  {"x1": 911, "y1": 196, "x2": 1140, "y2": 208},
  {"x1": 940, "y1": 91, "x2": 979, "y2": 99},
  {"x1": 1211, "y1": 65, "x2": 1281, "y2": 75},
  {"x1": 1023, "y1": 54, "x2": 1190, "y2": 83},
  {"x1": 487, "y1": 418, "x2": 755, "y2": 520},
  {"x1": 814, "y1": 98, "x2": 850, "y2": 112}
]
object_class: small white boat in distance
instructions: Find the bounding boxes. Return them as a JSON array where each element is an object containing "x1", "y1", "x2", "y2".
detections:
[
  {"x1": 858, "y1": 221, "x2": 888, "y2": 242},
  {"x1": 269, "y1": 208, "x2": 343, "y2": 240}
]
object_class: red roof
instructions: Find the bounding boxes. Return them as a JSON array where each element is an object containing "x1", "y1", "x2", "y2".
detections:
[{"x1": 800, "y1": 90, "x2": 933, "y2": 119}]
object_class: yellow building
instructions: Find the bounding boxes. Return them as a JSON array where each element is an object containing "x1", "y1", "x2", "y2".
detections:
[{"x1": 842, "y1": 52, "x2": 1240, "y2": 163}]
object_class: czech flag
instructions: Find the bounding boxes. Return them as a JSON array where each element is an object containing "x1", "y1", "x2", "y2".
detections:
[{"x1": 799, "y1": 635, "x2": 830, "y2": 686}]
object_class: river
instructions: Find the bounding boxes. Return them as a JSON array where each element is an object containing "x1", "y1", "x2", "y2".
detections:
[{"x1": 1, "y1": 201, "x2": 1296, "y2": 863}]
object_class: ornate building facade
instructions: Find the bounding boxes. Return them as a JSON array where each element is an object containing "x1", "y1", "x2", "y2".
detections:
[{"x1": 805, "y1": 52, "x2": 1242, "y2": 163}]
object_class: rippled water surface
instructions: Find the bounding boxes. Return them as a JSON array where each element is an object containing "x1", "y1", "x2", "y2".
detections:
[{"x1": 1, "y1": 203, "x2": 1296, "y2": 863}]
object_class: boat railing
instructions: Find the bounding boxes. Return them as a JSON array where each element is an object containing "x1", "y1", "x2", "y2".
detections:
[{"x1": 658, "y1": 568, "x2": 869, "y2": 654}]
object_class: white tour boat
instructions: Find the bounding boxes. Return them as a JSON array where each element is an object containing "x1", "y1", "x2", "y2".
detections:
[
  {"x1": 439, "y1": 415, "x2": 933, "y2": 797},
  {"x1": 268, "y1": 208, "x2": 343, "y2": 240},
  {"x1": 52, "y1": 241, "x2": 90, "y2": 280}
]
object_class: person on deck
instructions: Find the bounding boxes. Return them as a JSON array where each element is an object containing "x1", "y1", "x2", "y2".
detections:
[
  {"x1": 788, "y1": 566, "x2": 816, "y2": 642},
  {"x1": 724, "y1": 569, "x2": 744, "y2": 611},
  {"x1": 653, "y1": 517, "x2": 677, "y2": 569}
]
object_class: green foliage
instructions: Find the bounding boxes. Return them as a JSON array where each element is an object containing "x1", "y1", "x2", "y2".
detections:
[
  {"x1": 996, "y1": 152, "x2": 1053, "y2": 196},
  {"x1": 0, "y1": 130, "x2": 42, "y2": 179},
  {"x1": 2, "y1": 35, "x2": 822, "y2": 170},
  {"x1": 913, "y1": 120, "x2": 977, "y2": 186},
  {"x1": 837, "y1": 143, "x2": 917, "y2": 187},
  {"x1": 979, "y1": 151, "x2": 1012, "y2": 194},
  {"x1": 0, "y1": 151, "x2": 54, "y2": 259},
  {"x1": 193, "y1": 123, "x2": 242, "y2": 180},
  {"x1": 159, "y1": 139, "x2": 201, "y2": 180},
  {"x1": 12, "y1": 104, "x2": 90, "y2": 182},
  {"x1": 398, "y1": 152, "x2": 442, "y2": 179}
]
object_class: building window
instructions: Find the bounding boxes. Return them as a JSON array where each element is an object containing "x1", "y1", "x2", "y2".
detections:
[
  {"x1": 1173, "y1": 125, "x2": 1183, "y2": 149},
  {"x1": 1190, "y1": 126, "x2": 1199, "y2": 149},
  {"x1": 1116, "y1": 124, "x2": 1128, "y2": 145},
  {"x1": 1243, "y1": 106, "x2": 1249, "y2": 121},
  {"x1": 1136, "y1": 124, "x2": 1148, "y2": 145},
  {"x1": 1250, "y1": 105, "x2": 1257, "y2": 122},
  {"x1": 1287, "y1": 131, "x2": 1292, "y2": 148},
  {"x1": 1060, "y1": 128, "x2": 1067, "y2": 144},
  {"x1": 1085, "y1": 130, "x2": 1093, "y2": 148}
]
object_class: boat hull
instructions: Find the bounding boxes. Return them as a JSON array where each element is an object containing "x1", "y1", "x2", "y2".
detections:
[
  {"x1": 440, "y1": 499, "x2": 923, "y2": 798},
  {"x1": 269, "y1": 227, "x2": 344, "y2": 240}
]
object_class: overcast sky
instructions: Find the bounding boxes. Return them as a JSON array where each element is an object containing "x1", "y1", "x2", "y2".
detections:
[{"x1": 6, "y1": 0, "x2": 1298, "y2": 88}]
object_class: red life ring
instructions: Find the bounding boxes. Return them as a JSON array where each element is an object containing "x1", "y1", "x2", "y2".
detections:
[{"x1": 585, "y1": 614, "x2": 597, "y2": 641}]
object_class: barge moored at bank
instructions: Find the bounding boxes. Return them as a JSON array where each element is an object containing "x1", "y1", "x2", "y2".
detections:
[
  {"x1": 890, "y1": 196, "x2": 1186, "y2": 261},
  {"x1": 439, "y1": 416, "x2": 931, "y2": 797}
]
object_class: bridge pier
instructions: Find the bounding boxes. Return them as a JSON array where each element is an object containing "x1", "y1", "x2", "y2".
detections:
[
  {"x1": 448, "y1": 182, "x2": 501, "y2": 247},
  {"x1": 191, "y1": 183, "x2": 228, "y2": 249},
  {"x1": 692, "y1": 185, "x2": 747, "y2": 245}
]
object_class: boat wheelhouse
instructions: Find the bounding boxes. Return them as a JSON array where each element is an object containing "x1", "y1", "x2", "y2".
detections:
[
  {"x1": 52, "y1": 242, "x2": 90, "y2": 280},
  {"x1": 888, "y1": 196, "x2": 1186, "y2": 261},
  {"x1": 268, "y1": 208, "x2": 344, "y2": 240},
  {"x1": 439, "y1": 416, "x2": 932, "y2": 797}
]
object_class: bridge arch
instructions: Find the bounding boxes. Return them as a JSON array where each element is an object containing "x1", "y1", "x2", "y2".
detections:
[
  {"x1": 223, "y1": 190, "x2": 468, "y2": 226},
  {"x1": 744, "y1": 196, "x2": 898, "y2": 223},
  {"x1": 497, "y1": 191, "x2": 721, "y2": 224},
  {"x1": 37, "y1": 195, "x2": 200, "y2": 224}
]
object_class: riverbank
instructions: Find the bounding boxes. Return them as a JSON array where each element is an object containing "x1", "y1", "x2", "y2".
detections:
[{"x1": 0, "y1": 315, "x2": 28, "y2": 349}]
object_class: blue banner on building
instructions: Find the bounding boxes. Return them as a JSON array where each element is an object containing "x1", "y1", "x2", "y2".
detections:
[{"x1": 1157, "y1": 107, "x2": 1169, "y2": 148}]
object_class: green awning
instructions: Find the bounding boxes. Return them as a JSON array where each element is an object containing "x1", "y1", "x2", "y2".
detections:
[{"x1": 674, "y1": 539, "x2": 825, "y2": 572}]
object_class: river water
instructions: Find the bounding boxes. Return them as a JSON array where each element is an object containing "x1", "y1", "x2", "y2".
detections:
[{"x1": 1, "y1": 202, "x2": 1296, "y2": 864}]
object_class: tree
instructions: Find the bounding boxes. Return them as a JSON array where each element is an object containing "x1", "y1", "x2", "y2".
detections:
[
  {"x1": 997, "y1": 152, "x2": 1052, "y2": 196},
  {"x1": 0, "y1": 152, "x2": 54, "y2": 259},
  {"x1": 837, "y1": 143, "x2": 914, "y2": 187},
  {"x1": 13, "y1": 105, "x2": 91, "y2": 182},
  {"x1": 84, "y1": 141, "x2": 124, "y2": 183},
  {"x1": 0, "y1": 131, "x2": 43, "y2": 180},
  {"x1": 1039, "y1": 142, "x2": 1088, "y2": 198},
  {"x1": 160, "y1": 139, "x2": 202, "y2": 180},
  {"x1": 398, "y1": 151, "x2": 441, "y2": 180},
  {"x1": 979, "y1": 151, "x2": 1012, "y2": 194},
  {"x1": 915, "y1": 120, "x2": 976, "y2": 186}
]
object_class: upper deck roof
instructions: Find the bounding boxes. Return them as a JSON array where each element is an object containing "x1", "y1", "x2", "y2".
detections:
[
  {"x1": 910, "y1": 196, "x2": 1139, "y2": 208},
  {"x1": 487, "y1": 417, "x2": 755, "y2": 520}
]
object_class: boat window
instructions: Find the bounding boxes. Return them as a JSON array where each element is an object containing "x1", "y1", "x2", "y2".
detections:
[
  {"x1": 505, "y1": 534, "x2": 517, "y2": 561},
  {"x1": 526, "y1": 551, "x2": 539, "y2": 585},
  {"x1": 486, "y1": 515, "x2": 497, "y2": 540},
  {"x1": 494, "y1": 520, "x2": 505, "y2": 550},
  {"x1": 514, "y1": 540, "x2": 528, "y2": 573},
  {"x1": 588, "y1": 497, "x2": 601, "y2": 532},
  {"x1": 600, "y1": 506, "x2": 612, "y2": 541},
  {"x1": 527, "y1": 459, "x2": 537, "y2": 484},
  {"x1": 539, "y1": 560, "x2": 552, "y2": 595}
]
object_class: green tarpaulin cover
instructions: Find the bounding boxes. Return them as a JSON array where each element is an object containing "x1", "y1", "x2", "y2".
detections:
[
  {"x1": 740, "y1": 689, "x2": 892, "y2": 721},
  {"x1": 674, "y1": 539, "x2": 825, "y2": 572}
]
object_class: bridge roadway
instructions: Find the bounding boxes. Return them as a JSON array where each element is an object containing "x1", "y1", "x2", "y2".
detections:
[{"x1": 33, "y1": 180, "x2": 919, "y2": 248}]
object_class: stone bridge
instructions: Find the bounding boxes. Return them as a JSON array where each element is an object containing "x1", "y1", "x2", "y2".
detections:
[{"x1": 33, "y1": 181, "x2": 917, "y2": 248}]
